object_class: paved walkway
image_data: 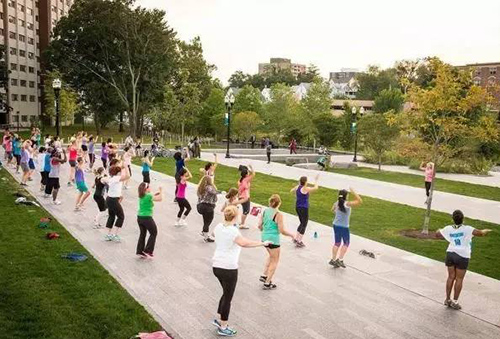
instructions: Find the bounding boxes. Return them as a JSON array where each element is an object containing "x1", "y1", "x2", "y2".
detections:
[
  {"x1": 3, "y1": 160, "x2": 500, "y2": 338},
  {"x1": 202, "y1": 153, "x2": 500, "y2": 225}
]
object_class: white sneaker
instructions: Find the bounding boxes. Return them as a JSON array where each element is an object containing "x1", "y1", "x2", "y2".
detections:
[
  {"x1": 174, "y1": 219, "x2": 181, "y2": 227},
  {"x1": 43, "y1": 194, "x2": 50, "y2": 198},
  {"x1": 53, "y1": 200, "x2": 62, "y2": 205},
  {"x1": 104, "y1": 234, "x2": 113, "y2": 241},
  {"x1": 180, "y1": 219, "x2": 188, "y2": 226}
]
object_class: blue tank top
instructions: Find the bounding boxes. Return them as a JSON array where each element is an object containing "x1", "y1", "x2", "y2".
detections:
[
  {"x1": 142, "y1": 162, "x2": 150, "y2": 172},
  {"x1": 333, "y1": 203, "x2": 351, "y2": 228},
  {"x1": 296, "y1": 185, "x2": 309, "y2": 209}
]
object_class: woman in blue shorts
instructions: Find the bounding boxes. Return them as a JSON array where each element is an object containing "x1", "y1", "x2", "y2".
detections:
[{"x1": 329, "y1": 187, "x2": 362, "y2": 268}]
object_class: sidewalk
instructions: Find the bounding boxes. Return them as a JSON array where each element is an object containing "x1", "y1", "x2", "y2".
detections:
[
  {"x1": 202, "y1": 152, "x2": 500, "y2": 225},
  {"x1": 2, "y1": 161, "x2": 500, "y2": 338}
]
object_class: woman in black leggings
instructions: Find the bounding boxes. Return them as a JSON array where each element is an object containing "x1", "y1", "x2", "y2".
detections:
[
  {"x1": 103, "y1": 164, "x2": 130, "y2": 242},
  {"x1": 290, "y1": 174, "x2": 319, "y2": 247},
  {"x1": 211, "y1": 205, "x2": 270, "y2": 336},
  {"x1": 136, "y1": 183, "x2": 163, "y2": 258},
  {"x1": 197, "y1": 175, "x2": 218, "y2": 242}
]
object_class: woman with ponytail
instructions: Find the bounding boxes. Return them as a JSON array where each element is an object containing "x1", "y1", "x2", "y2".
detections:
[{"x1": 329, "y1": 187, "x2": 362, "y2": 268}]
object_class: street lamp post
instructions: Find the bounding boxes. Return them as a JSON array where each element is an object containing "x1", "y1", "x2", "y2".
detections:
[
  {"x1": 352, "y1": 106, "x2": 365, "y2": 162},
  {"x1": 52, "y1": 78, "x2": 62, "y2": 137},
  {"x1": 224, "y1": 89, "x2": 235, "y2": 159}
]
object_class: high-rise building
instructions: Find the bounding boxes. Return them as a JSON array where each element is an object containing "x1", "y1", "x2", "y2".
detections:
[
  {"x1": 258, "y1": 57, "x2": 306, "y2": 77},
  {"x1": 0, "y1": 0, "x2": 73, "y2": 127}
]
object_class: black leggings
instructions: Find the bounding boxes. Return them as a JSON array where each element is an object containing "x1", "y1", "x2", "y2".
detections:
[
  {"x1": 177, "y1": 198, "x2": 191, "y2": 218},
  {"x1": 267, "y1": 152, "x2": 271, "y2": 162},
  {"x1": 101, "y1": 158, "x2": 107, "y2": 169},
  {"x1": 197, "y1": 203, "x2": 215, "y2": 233},
  {"x1": 296, "y1": 207, "x2": 309, "y2": 235},
  {"x1": 136, "y1": 216, "x2": 158, "y2": 255},
  {"x1": 213, "y1": 267, "x2": 238, "y2": 321},
  {"x1": 89, "y1": 153, "x2": 95, "y2": 167},
  {"x1": 106, "y1": 197, "x2": 124, "y2": 228},
  {"x1": 425, "y1": 181, "x2": 432, "y2": 197}
]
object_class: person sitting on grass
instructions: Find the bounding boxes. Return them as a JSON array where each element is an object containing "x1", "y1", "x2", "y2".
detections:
[{"x1": 436, "y1": 210, "x2": 492, "y2": 311}]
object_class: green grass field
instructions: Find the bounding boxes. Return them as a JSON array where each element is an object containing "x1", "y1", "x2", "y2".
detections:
[
  {"x1": 136, "y1": 157, "x2": 500, "y2": 280},
  {"x1": 0, "y1": 170, "x2": 161, "y2": 339},
  {"x1": 330, "y1": 167, "x2": 500, "y2": 202}
]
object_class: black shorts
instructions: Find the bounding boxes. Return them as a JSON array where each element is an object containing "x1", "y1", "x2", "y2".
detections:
[
  {"x1": 241, "y1": 200, "x2": 251, "y2": 215},
  {"x1": 81, "y1": 145, "x2": 88, "y2": 152},
  {"x1": 41, "y1": 171, "x2": 49, "y2": 185},
  {"x1": 93, "y1": 194, "x2": 107, "y2": 212},
  {"x1": 142, "y1": 171, "x2": 150, "y2": 183},
  {"x1": 69, "y1": 160, "x2": 77, "y2": 167},
  {"x1": 14, "y1": 154, "x2": 21, "y2": 165},
  {"x1": 445, "y1": 252, "x2": 469, "y2": 270},
  {"x1": 47, "y1": 177, "x2": 60, "y2": 191},
  {"x1": 267, "y1": 244, "x2": 280, "y2": 249}
]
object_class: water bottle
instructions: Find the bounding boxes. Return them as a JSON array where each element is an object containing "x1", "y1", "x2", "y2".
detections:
[{"x1": 313, "y1": 231, "x2": 318, "y2": 239}]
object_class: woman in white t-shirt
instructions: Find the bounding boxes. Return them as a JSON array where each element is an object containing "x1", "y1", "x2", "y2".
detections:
[
  {"x1": 102, "y1": 164, "x2": 131, "y2": 242},
  {"x1": 211, "y1": 205, "x2": 270, "y2": 337},
  {"x1": 437, "y1": 210, "x2": 491, "y2": 310}
]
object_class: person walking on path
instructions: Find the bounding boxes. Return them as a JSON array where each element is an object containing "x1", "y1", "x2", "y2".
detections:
[
  {"x1": 211, "y1": 205, "x2": 271, "y2": 337},
  {"x1": 237, "y1": 165, "x2": 255, "y2": 229},
  {"x1": 289, "y1": 138, "x2": 297, "y2": 154},
  {"x1": 136, "y1": 182, "x2": 163, "y2": 258},
  {"x1": 92, "y1": 167, "x2": 108, "y2": 228},
  {"x1": 67, "y1": 141, "x2": 78, "y2": 186},
  {"x1": 102, "y1": 164, "x2": 130, "y2": 242},
  {"x1": 197, "y1": 175, "x2": 218, "y2": 242},
  {"x1": 250, "y1": 135, "x2": 256, "y2": 149},
  {"x1": 420, "y1": 161, "x2": 435, "y2": 204},
  {"x1": 290, "y1": 174, "x2": 319, "y2": 247},
  {"x1": 175, "y1": 167, "x2": 192, "y2": 226},
  {"x1": 45, "y1": 149, "x2": 67, "y2": 205},
  {"x1": 74, "y1": 157, "x2": 91, "y2": 211},
  {"x1": 329, "y1": 187, "x2": 363, "y2": 268},
  {"x1": 437, "y1": 210, "x2": 492, "y2": 310},
  {"x1": 141, "y1": 150, "x2": 155, "y2": 184},
  {"x1": 265, "y1": 139, "x2": 272, "y2": 164},
  {"x1": 258, "y1": 194, "x2": 294, "y2": 290}
]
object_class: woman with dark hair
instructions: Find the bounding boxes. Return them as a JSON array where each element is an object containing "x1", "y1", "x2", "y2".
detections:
[
  {"x1": 92, "y1": 167, "x2": 108, "y2": 228},
  {"x1": 100, "y1": 141, "x2": 109, "y2": 169},
  {"x1": 258, "y1": 194, "x2": 294, "y2": 289},
  {"x1": 102, "y1": 164, "x2": 130, "y2": 242},
  {"x1": 437, "y1": 210, "x2": 491, "y2": 310},
  {"x1": 290, "y1": 174, "x2": 319, "y2": 247},
  {"x1": 173, "y1": 150, "x2": 189, "y2": 202},
  {"x1": 67, "y1": 140, "x2": 78, "y2": 186},
  {"x1": 175, "y1": 167, "x2": 192, "y2": 226},
  {"x1": 141, "y1": 150, "x2": 154, "y2": 184},
  {"x1": 237, "y1": 164, "x2": 255, "y2": 229},
  {"x1": 199, "y1": 153, "x2": 218, "y2": 181},
  {"x1": 88, "y1": 135, "x2": 98, "y2": 170},
  {"x1": 329, "y1": 187, "x2": 362, "y2": 268},
  {"x1": 136, "y1": 182, "x2": 163, "y2": 258},
  {"x1": 197, "y1": 175, "x2": 217, "y2": 242}
]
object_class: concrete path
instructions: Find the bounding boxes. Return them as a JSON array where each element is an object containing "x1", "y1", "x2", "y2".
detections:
[
  {"x1": 3, "y1": 160, "x2": 500, "y2": 339},
  {"x1": 202, "y1": 153, "x2": 500, "y2": 225}
]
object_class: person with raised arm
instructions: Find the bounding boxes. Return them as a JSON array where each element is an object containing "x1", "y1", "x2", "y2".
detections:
[{"x1": 290, "y1": 174, "x2": 319, "y2": 247}]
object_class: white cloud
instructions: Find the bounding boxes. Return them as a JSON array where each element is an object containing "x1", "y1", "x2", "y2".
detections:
[{"x1": 139, "y1": 0, "x2": 500, "y2": 84}]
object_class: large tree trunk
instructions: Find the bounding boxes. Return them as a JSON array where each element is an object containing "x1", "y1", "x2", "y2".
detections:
[{"x1": 422, "y1": 179, "x2": 435, "y2": 234}]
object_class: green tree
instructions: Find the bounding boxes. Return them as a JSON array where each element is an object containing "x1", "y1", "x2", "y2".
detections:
[
  {"x1": 300, "y1": 80, "x2": 332, "y2": 142},
  {"x1": 373, "y1": 88, "x2": 404, "y2": 113},
  {"x1": 398, "y1": 58, "x2": 498, "y2": 233},
  {"x1": 232, "y1": 111, "x2": 263, "y2": 141},
  {"x1": 228, "y1": 71, "x2": 250, "y2": 88},
  {"x1": 198, "y1": 87, "x2": 225, "y2": 136},
  {"x1": 297, "y1": 64, "x2": 321, "y2": 83},
  {"x1": 359, "y1": 112, "x2": 399, "y2": 170},
  {"x1": 356, "y1": 66, "x2": 399, "y2": 100},
  {"x1": 263, "y1": 83, "x2": 300, "y2": 144},
  {"x1": 233, "y1": 85, "x2": 264, "y2": 115},
  {"x1": 44, "y1": 71, "x2": 79, "y2": 131},
  {"x1": 147, "y1": 85, "x2": 180, "y2": 133},
  {"x1": 340, "y1": 101, "x2": 354, "y2": 150},
  {"x1": 46, "y1": 0, "x2": 178, "y2": 137}
]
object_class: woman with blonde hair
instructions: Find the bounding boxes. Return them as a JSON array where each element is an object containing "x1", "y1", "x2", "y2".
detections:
[
  {"x1": 197, "y1": 175, "x2": 218, "y2": 242},
  {"x1": 420, "y1": 161, "x2": 435, "y2": 204},
  {"x1": 211, "y1": 205, "x2": 271, "y2": 337},
  {"x1": 258, "y1": 194, "x2": 295, "y2": 289}
]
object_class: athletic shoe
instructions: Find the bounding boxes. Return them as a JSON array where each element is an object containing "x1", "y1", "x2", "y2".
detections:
[
  {"x1": 180, "y1": 219, "x2": 187, "y2": 226},
  {"x1": 211, "y1": 319, "x2": 222, "y2": 328},
  {"x1": 200, "y1": 231, "x2": 206, "y2": 237},
  {"x1": 444, "y1": 299, "x2": 452, "y2": 307},
  {"x1": 174, "y1": 220, "x2": 181, "y2": 227},
  {"x1": 137, "y1": 253, "x2": 148, "y2": 259},
  {"x1": 449, "y1": 300, "x2": 462, "y2": 310},
  {"x1": 338, "y1": 260, "x2": 346, "y2": 268},
  {"x1": 112, "y1": 235, "x2": 121, "y2": 243},
  {"x1": 20, "y1": 183, "x2": 27, "y2": 186},
  {"x1": 328, "y1": 259, "x2": 339, "y2": 268},
  {"x1": 43, "y1": 194, "x2": 50, "y2": 198},
  {"x1": 296, "y1": 241, "x2": 305, "y2": 248},
  {"x1": 40, "y1": 187, "x2": 45, "y2": 191},
  {"x1": 217, "y1": 326, "x2": 237, "y2": 337},
  {"x1": 263, "y1": 282, "x2": 277, "y2": 290},
  {"x1": 259, "y1": 275, "x2": 267, "y2": 282},
  {"x1": 145, "y1": 252, "x2": 154, "y2": 259},
  {"x1": 204, "y1": 236, "x2": 215, "y2": 243},
  {"x1": 104, "y1": 234, "x2": 114, "y2": 241},
  {"x1": 292, "y1": 238, "x2": 298, "y2": 244},
  {"x1": 239, "y1": 225, "x2": 249, "y2": 229},
  {"x1": 52, "y1": 200, "x2": 62, "y2": 205},
  {"x1": 28, "y1": 177, "x2": 33, "y2": 181},
  {"x1": 74, "y1": 206, "x2": 81, "y2": 211}
]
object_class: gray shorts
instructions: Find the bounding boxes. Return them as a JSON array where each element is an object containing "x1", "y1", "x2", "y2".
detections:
[{"x1": 21, "y1": 162, "x2": 30, "y2": 173}]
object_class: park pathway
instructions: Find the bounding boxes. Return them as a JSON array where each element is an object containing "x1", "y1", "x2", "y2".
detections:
[
  {"x1": 201, "y1": 152, "x2": 500, "y2": 225},
  {"x1": 3, "y1": 162, "x2": 500, "y2": 339}
]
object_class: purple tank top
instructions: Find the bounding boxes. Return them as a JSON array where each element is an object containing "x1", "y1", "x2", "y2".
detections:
[
  {"x1": 75, "y1": 168, "x2": 84, "y2": 183},
  {"x1": 296, "y1": 185, "x2": 309, "y2": 208}
]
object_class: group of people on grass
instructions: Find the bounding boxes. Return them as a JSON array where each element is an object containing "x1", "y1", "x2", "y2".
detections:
[{"x1": 1, "y1": 127, "x2": 492, "y2": 337}]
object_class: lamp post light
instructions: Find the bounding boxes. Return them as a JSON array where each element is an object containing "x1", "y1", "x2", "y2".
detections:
[
  {"x1": 52, "y1": 78, "x2": 62, "y2": 137},
  {"x1": 224, "y1": 89, "x2": 235, "y2": 159},
  {"x1": 351, "y1": 106, "x2": 365, "y2": 162}
]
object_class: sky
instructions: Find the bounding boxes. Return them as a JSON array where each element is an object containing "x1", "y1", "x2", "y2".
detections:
[{"x1": 138, "y1": 0, "x2": 500, "y2": 84}]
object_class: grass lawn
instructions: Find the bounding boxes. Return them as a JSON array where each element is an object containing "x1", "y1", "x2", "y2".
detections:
[
  {"x1": 137, "y1": 158, "x2": 500, "y2": 281},
  {"x1": 0, "y1": 170, "x2": 161, "y2": 339},
  {"x1": 330, "y1": 167, "x2": 500, "y2": 202}
]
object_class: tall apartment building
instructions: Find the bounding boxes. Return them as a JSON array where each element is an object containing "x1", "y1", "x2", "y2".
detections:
[
  {"x1": 258, "y1": 57, "x2": 306, "y2": 77},
  {"x1": 0, "y1": 0, "x2": 73, "y2": 127}
]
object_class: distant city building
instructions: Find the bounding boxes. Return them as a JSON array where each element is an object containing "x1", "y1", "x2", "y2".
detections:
[
  {"x1": 0, "y1": 0, "x2": 74, "y2": 127},
  {"x1": 258, "y1": 57, "x2": 306, "y2": 77},
  {"x1": 459, "y1": 62, "x2": 500, "y2": 111}
]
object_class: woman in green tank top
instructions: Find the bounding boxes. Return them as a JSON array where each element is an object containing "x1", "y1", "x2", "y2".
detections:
[{"x1": 258, "y1": 194, "x2": 294, "y2": 290}]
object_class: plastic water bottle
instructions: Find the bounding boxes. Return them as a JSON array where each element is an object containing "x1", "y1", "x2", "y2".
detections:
[{"x1": 313, "y1": 231, "x2": 318, "y2": 239}]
